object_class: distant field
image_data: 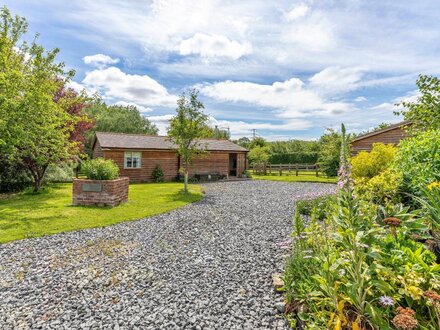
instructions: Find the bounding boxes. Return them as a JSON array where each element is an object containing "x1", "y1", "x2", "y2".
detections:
[{"x1": 250, "y1": 171, "x2": 337, "y2": 184}]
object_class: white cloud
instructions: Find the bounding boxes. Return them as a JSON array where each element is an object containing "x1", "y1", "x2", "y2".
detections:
[
  {"x1": 113, "y1": 101, "x2": 153, "y2": 113},
  {"x1": 309, "y1": 67, "x2": 364, "y2": 93},
  {"x1": 66, "y1": 80, "x2": 85, "y2": 92},
  {"x1": 82, "y1": 67, "x2": 177, "y2": 107},
  {"x1": 83, "y1": 54, "x2": 119, "y2": 68},
  {"x1": 354, "y1": 96, "x2": 367, "y2": 102},
  {"x1": 179, "y1": 33, "x2": 252, "y2": 60},
  {"x1": 200, "y1": 74, "x2": 353, "y2": 119},
  {"x1": 284, "y1": 4, "x2": 309, "y2": 21},
  {"x1": 146, "y1": 114, "x2": 174, "y2": 135}
]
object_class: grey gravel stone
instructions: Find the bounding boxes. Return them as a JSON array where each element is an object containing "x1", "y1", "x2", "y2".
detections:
[{"x1": 0, "y1": 180, "x2": 335, "y2": 329}]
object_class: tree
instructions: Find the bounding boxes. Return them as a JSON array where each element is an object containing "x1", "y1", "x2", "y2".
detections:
[
  {"x1": 317, "y1": 129, "x2": 341, "y2": 177},
  {"x1": 0, "y1": 6, "x2": 81, "y2": 192},
  {"x1": 249, "y1": 136, "x2": 267, "y2": 149},
  {"x1": 395, "y1": 74, "x2": 440, "y2": 131},
  {"x1": 235, "y1": 137, "x2": 251, "y2": 149},
  {"x1": 168, "y1": 89, "x2": 210, "y2": 192},
  {"x1": 84, "y1": 97, "x2": 158, "y2": 153},
  {"x1": 248, "y1": 146, "x2": 270, "y2": 165},
  {"x1": 54, "y1": 83, "x2": 94, "y2": 151}
]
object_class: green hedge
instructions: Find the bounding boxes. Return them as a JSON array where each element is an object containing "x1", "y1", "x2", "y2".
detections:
[{"x1": 269, "y1": 152, "x2": 318, "y2": 164}]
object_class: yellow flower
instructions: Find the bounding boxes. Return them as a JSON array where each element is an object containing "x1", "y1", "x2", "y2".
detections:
[{"x1": 427, "y1": 181, "x2": 440, "y2": 191}]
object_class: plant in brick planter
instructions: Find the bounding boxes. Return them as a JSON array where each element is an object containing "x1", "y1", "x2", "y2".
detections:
[{"x1": 72, "y1": 158, "x2": 128, "y2": 207}]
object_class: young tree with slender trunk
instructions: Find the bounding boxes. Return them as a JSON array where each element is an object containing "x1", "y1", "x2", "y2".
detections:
[{"x1": 167, "y1": 89, "x2": 210, "y2": 193}]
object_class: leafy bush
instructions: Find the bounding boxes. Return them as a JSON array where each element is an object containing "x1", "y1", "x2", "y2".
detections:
[
  {"x1": 296, "y1": 194, "x2": 336, "y2": 220},
  {"x1": 352, "y1": 143, "x2": 396, "y2": 179},
  {"x1": 248, "y1": 146, "x2": 270, "y2": 165},
  {"x1": 317, "y1": 129, "x2": 341, "y2": 177},
  {"x1": 43, "y1": 164, "x2": 75, "y2": 182},
  {"x1": 152, "y1": 164, "x2": 164, "y2": 182},
  {"x1": 81, "y1": 158, "x2": 119, "y2": 180},
  {"x1": 393, "y1": 129, "x2": 440, "y2": 195},
  {"x1": 0, "y1": 156, "x2": 32, "y2": 192},
  {"x1": 355, "y1": 169, "x2": 403, "y2": 204}
]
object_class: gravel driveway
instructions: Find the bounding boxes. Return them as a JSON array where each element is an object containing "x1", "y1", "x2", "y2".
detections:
[{"x1": 0, "y1": 180, "x2": 335, "y2": 330}]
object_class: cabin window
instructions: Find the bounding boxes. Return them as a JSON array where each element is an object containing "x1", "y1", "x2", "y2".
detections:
[{"x1": 124, "y1": 152, "x2": 141, "y2": 169}]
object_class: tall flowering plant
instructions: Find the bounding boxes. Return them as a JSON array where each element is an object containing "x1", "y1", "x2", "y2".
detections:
[{"x1": 337, "y1": 123, "x2": 354, "y2": 192}]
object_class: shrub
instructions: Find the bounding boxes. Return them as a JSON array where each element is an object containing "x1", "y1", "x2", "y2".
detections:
[
  {"x1": 0, "y1": 156, "x2": 33, "y2": 192},
  {"x1": 317, "y1": 129, "x2": 341, "y2": 177},
  {"x1": 248, "y1": 146, "x2": 270, "y2": 165},
  {"x1": 152, "y1": 164, "x2": 164, "y2": 182},
  {"x1": 393, "y1": 130, "x2": 440, "y2": 195},
  {"x1": 81, "y1": 158, "x2": 119, "y2": 180},
  {"x1": 351, "y1": 143, "x2": 396, "y2": 179},
  {"x1": 355, "y1": 169, "x2": 403, "y2": 204},
  {"x1": 43, "y1": 164, "x2": 75, "y2": 182},
  {"x1": 296, "y1": 194, "x2": 336, "y2": 221}
]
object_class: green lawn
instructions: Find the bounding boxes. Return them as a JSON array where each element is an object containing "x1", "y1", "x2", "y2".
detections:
[
  {"x1": 0, "y1": 182, "x2": 203, "y2": 243},
  {"x1": 251, "y1": 171, "x2": 337, "y2": 183}
]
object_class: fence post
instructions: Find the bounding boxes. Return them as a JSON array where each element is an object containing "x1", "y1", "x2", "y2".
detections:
[
  {"x1": 315, "y1": 164, "x2": 318, "y2": 177},
  {"x1": 269, "y1": 163, "x2": 271, "y2": 175},
  {"x1": 296, "y1": 163, "x2": 298, "y2": 176},
  {"x1": 288, "y1": 163, "x2": 291, "y2": 173},
  {"x1": 279, "y1": 163, "x2": 282, "y2": 176}
]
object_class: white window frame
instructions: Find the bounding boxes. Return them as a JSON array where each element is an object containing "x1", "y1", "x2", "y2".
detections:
[{"x1": 124, "y1": 151, "x2": 142, "y2": 169}]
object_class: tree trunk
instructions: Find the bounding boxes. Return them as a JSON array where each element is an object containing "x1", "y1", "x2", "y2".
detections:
[
  {"x1": 26, "y1": 162, "x2": 48, "y2": 193},
  {"x1": 184, "y1": 169, "x2": 188, "y2": 193}
]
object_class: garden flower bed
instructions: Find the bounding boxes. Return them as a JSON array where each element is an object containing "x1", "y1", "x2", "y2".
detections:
[{"x1": 283, "y1": 125, "x2": 440, "y2": 329}]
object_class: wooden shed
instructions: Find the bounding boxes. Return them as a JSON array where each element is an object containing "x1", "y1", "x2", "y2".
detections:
[
  {"x1": 92, "y1": 132, "x2": 248, "y2": 182},
  {"x1": 350, "y1": 121, "x2": 411, "y2": 154}
]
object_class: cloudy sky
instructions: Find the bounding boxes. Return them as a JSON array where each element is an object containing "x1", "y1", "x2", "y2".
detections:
[{"x1": 6, "y1": 0, "x2": 440, "y2": 140}]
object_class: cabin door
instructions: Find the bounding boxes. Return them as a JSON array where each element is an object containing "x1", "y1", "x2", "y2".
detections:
[{"x1": 229, "y1": 153, "x2": 237, "y2": 177}]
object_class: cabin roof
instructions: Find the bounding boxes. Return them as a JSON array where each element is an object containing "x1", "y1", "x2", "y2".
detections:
[
  {"x1": 94, "y1": 132, "x2": 248, "y2": 152},
  {"x1": 351, "y1": 120, "x2": 412, "y2": 143}
]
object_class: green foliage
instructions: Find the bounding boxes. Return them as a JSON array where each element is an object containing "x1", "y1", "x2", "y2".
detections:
[
  {"x1": 296, "y1": 194, "x2": 336, "y2": 221},
  {"x1": 152, "y1": 164, "x2": 164, "y2": 183},
  {"x1": 81, "y1": 158, "x2": 119, "y2": 180},
  {"x1": 317, "y1": 129, "x2": 341, "y2": 177},
  {"x1": 0, "y1": 155, "x2": 32, "y2": 192},
  {"x1": 356, "y1": 169, "x2": 403, "y2": 204},
  {"x1": 0, "y1": 7, "x2": 82, "y2": 192},
  {"x1": 43, "y1": 164, "x2": 75, "y2": 182},
  {"x1": 395, "y1": 75, "x2": 440, "y2": 131},
  {"x1": 284, "y1": 179, "x2": 439, "y2": 329},
  {"x1": 268, "y1": 152, "x2": 318, "y2": 164},
  {"x1": 247, "y1": 146, "x2": 270, "y2": 165},
  {"x1": 235, "y1": 137, "x2": 251, "y2": 149},
  {"x1": 393, "y1": 129, "x2": 440, "y2": 195},
  {"x1": 352, "y1": 143, "x2": 396, "y2": 179},
  {"x1": 167, "y1": 89, "x2": 210, "y2": 192},
  {"x1": 416, "y1": 182, "x2": 440, "y2": 235},
  {"x1": 84, "y1": 97, "x2": 158, "y2": 152},
  {"x1": 249, "y1": 137, "x2": 267, "y2": 149}
]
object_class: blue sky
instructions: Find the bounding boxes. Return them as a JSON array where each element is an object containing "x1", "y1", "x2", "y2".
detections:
[{"x1": 6, "y1": 0, "x2": 440, "y2": 140}]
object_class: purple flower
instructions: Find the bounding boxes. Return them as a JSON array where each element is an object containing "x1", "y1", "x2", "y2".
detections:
[{"x1": 379, "y1": 295, "x2": 394, "y2": 307}]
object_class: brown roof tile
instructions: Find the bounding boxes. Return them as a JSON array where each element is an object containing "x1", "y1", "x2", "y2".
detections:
[{"x1": 95, "y1": 132, "x2": 248, "y2": 152}]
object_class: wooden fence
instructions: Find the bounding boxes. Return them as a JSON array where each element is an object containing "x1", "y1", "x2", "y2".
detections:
[{"x1": 250, "y1": 163, "x2": 320, "y2": 176}]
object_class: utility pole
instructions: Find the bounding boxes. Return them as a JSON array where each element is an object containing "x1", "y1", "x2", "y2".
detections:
[{"x1": 252, "y1": 129, "x2": 257, "y2": 139}]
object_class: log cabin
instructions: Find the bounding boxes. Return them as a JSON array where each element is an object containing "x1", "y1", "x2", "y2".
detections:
[
  {"x1": 92, "y1": 132, "x2": 248, "y2": 182},
  {"x1": 350, "y1": 120, "x2": 412, "y2": 154}
]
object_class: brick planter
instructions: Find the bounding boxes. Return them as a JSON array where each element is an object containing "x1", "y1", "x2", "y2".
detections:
[{"x1": 72, "y1": 177, "x2": 129, "y2": 207}]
